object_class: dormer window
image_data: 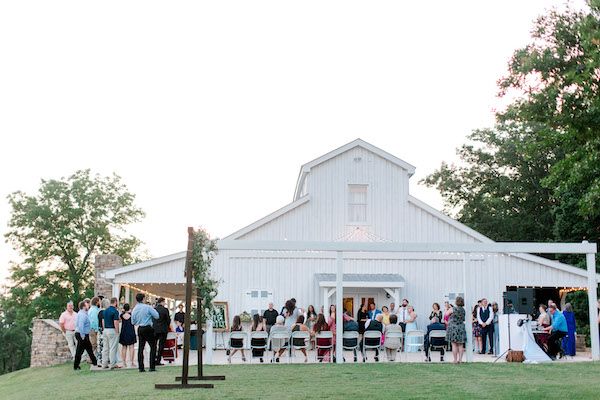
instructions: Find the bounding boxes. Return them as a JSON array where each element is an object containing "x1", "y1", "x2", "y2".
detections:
[{"x1": 348, "y1": 184, "x2": 368, "y2": 223}]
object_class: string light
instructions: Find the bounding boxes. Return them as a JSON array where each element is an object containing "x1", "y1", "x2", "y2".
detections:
[
  {"x1": 120, "y1": 283, "x2": 176, "y2": 303},
  {"x1": 559, "y1": 287, "x2": 587, "y2": 297}
]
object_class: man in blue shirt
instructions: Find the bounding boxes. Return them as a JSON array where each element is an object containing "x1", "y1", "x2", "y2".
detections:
[
  {"x1": 73, "y1": 300, "x2": 98, "y2": 370},
  {"x1": 544, "y1": 304, "x2": 568, "y2": 360},
  {"x1": 102, "y1": 297, "x2": 121, "y2": 369},
  {"x1": 132, "y1": 293, "x2": 159, "y2": 372},
  {"x1": 87, "y1": 297, "x2": 100, "y2": 363}
]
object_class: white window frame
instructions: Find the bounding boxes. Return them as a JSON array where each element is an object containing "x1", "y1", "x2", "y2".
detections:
[{"x1": 347, "y1": 184, "x2": 369, "y2": 225}]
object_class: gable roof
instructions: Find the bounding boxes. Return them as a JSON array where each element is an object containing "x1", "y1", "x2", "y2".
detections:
[{"x1": 294, "y1": 138, "x2": 416, "y2": 200}]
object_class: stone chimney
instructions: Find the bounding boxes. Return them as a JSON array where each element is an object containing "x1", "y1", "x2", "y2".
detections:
[{"x1": 94, "y1": 254, "x2": 123, "y2": 297}]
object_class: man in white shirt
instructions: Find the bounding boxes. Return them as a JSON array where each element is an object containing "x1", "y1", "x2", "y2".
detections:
[
  {"x1": 477, "y1": 298, "x2": 495, "y2": 354},
  {"x1": 397, "y1": 299, "x2": 409, "y2": 332}
]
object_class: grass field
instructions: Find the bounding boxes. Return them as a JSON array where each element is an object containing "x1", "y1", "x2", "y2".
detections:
[{"x1": 1, "y1": 362, "x2": 600, "y2": 400}]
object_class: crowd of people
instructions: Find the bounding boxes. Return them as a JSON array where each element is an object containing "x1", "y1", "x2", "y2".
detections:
[{"x1": 59, "y1": 293, "x2": 182, "y2": 372}]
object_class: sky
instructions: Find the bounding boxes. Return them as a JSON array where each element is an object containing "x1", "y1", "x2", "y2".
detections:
[{"x1": 0, "y1": 1, "x2": 587, "y2": 285}]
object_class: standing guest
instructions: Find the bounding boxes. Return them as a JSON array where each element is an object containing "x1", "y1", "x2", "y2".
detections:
[
  {"x1": 357, "y1": 303, "x2": 369, "y2": 334},
  {"x1": 367, "y1": 302, "x2": 381, "y2": 321},
  {"x1": 263, "y1": 302, "x2": 279, "y2": 333},
  {"x1": 429, "y1": 303, "x2": 442, "y2": 322},
  {"x1": 446, "y1": 296, "x2": 467, "y2": 364},
  {"x1": 472, "y1": 303, "x2": 482, "y2": 353},
  {"x1": 96, "y1": 298, "x2": 109, "y2": 367},
  {"x1": 284, "y1": 299, "x2": 301, "y2": 329},
  {"x1": 492, "y1": 302, "x2": 500, "y2": 356},
  {"x1": 562, "y1": 303, "x2": 576, "y2": 356},
  {"x1": 543, "y1": 304, "x2": 568, "y2": 360},
  {"x1": 547, "y1": 299, "x2": 556, "y2": 324},
  {"x1": 59, "y1": 301, "x2": 78, "y2": 360},
  {"x1": 383, "y1": 314, "x2": 402, "y2": 361},
  {"x1": 424, "y1": 317, "x2": 446, "y2": 362},
  {"x1": 362, "y1": 314, "x2": 384, "y2": 362},
  {"x1": 291, "y1": 315, "x2": 310, "y2": 362},
  {"x1": 305, "y1": 305, "x2": 318, "y2": 331},
  {"x1": 443, "y1": 302, "x2": 452, "y2": 327},
  {"x1": 228, "y1": 315, "x2": 246, "y2": 363},
  {"x1": 250, "y1": 314, "x2": 267, "y2": 363},
  {"x1": 87, "y1": 297, "x2": 100, "y2": 360},
  {"x1": 389, "y1": 302, "x2": 397, "y2": 316},
  {"x1": 73, "y1": 300, "x2": 98, "y2": 370},
  {"x1": 153, "y1": 297, "x2": 171, "y2": 366},
  {"x1": 131, "y1": 293, "x2": 160, "y2": 372},
  {"x1": 102, "y1": 297, "x2": 121, "y2": 369},
  {"x1": 174, "y1": 303, "x2": 185, "y2": 326},
  {"x1": 477, "y1": 298, "x2": 495, "y2": 355},
  {"x1": 381, "y1": 306, "x2": 391, "y2": 325},
  {"x1": 271, "y1": 315, "x2": 290, "y2": 363},
  {"x1": 312, "y1": 313, "x2": 332, "y2": 362},
  {"x1": 119, "y1": 303, "x2": 137, "y2": 368},
  {"x1": 404, "y1": 306, "x2": 419, "y2": 352},
  {"x1": 397, "y1": 299, "x2": 409, "y2": 333}
]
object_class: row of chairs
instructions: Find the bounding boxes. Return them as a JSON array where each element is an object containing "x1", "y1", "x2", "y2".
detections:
[{"x1": 228, "y1": 329, "x2": 446, "y2": 363}]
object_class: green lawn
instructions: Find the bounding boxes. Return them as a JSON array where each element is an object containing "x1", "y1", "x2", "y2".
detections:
[{"x1": 1, "y1": 362, "x2": 599, "y2": 400}]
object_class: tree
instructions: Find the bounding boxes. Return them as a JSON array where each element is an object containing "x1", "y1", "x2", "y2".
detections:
[
  {"x1": 424, "y1": 1, "x2": 600, "y2": 263},
  {"x1": 5, "y1": 169, "x2": 145, "y2": 308}
]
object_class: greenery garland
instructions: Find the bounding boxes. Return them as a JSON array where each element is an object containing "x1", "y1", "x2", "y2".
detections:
[{"x1": 190, "y1": 228, "x2": 220, "y2": 325}]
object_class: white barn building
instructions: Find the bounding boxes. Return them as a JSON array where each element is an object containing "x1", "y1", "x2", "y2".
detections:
[{"x1": 103, "y1": 139, "x2": 597, "y2": 332}]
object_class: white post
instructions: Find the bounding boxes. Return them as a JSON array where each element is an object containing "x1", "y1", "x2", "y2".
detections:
[
  {"x1": 585, "y1": 246, "x2": 599, "y2": 360},
  {"x1": 463, "y1": 252, "x2": 473, "y2": 362},
  {"x1": 205, "y1": 319, "x2": 214, "y2": 364},
  {"x1": 323, "y1": 288, "x2": 330, "y2": 317},
  {"x1": 112, "y1": 283, "x2": 120, "y2": 300},
  {"x1": 125, "y1": 285, "x2": 130, "y2": 304},
  {"x1": 335, "y1": 251, "x2": 344, "y2": 363}
]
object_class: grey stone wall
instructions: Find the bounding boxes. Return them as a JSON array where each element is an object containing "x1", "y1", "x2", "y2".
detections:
[
  {"x1": 30, "y1": 319, "x2": 72, "y2": 368},
  {"x1": 94, "y1": 254, "x2": 123, "y2": 297}
]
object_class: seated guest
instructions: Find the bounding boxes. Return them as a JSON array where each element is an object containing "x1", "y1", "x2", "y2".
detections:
[
  {"x1": 174, "y1": 303, "x2": 185, "y2": 326},
  {"x1": 367, "y1": 303, "x2": 381, "y2": 321},
  {"x1": 305, "y1": 305, "x2": 318, "y2": 331},
  {"x1": 543, "y1": 304, "x2": 568, "y2": 360},
  {"x1": 312, "y1": 313, "x2": 332, "y2": 362},
  {"x1": 270, "y1": 315, "x2": 290, "y2": 363},
  {"x1": 343, "y1": 313, "x2": 359, "y2": 362},
  {"x1": 263, "y1": 302, "x2": 279, "y2": 333},
  {"x1": 362, "y1": 314, "x2": 383, "y2": 362},
  {"x1": 383, "y1": 314, "x2": 402, "y2": 361},
  {"x1": 228, "y1": 315, "x2": 246, "y2": 363},
  {"x1": 251, "y1": 314, "x2": 267, "y2": 363},
  {"x1": 291, "y1": 315, "x2": 310, "y2": 362},
  {"x1": 424, "y1": 317, "x2": 446, "y2": 362},
  {"x1": 381, "y1": 306, "x2": 391, "y2": 325},
  {"x1": 535, "y1": 304, "x2": 550, "y2": 350}
]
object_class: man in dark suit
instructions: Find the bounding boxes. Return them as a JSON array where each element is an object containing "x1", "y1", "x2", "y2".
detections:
[
  {"x1": 361, "y1": 314, "x2": 384, "y2": 362},
  {"x1": 153, "y1": 297, "x2": 171, "y2": 365},
  {"x1": 424, "y1": 317, "x2": 447, "y2": 362}
]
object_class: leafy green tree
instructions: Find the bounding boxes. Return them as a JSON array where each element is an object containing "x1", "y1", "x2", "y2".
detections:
[
  {"x1": 425, "y1": 1, "x2": 600, "y2": 262},
  {"x1": 5, "y1": 169, "x2": 145, "y2": 308}
]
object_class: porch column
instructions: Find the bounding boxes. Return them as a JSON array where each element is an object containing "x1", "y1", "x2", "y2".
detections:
[
  {"x1": 205, "y1": 319, "x2": 214, "y2": 364},
  {"x1": 585, "y1": 245, "x2": 599, "y2": 360},
  {"x1": 124, "y1": 285, "x2": 130, "y2": 304},
  {"x1": 323, "y1": 288, "x2": 330, "y2": 316},
  {"x1": 112, "y1": 283, "x2": 121, "y2": 300},
  {"x1": 463, "y1": 253, "x2": 473, "y2": 362},
  {"x1": 335, "y1": 251, "x2": 343, "y2": 363}
]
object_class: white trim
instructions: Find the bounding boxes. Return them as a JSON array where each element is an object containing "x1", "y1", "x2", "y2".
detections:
[
  {"x1": 318, "y1": 281, "x2": 406, "y2": 288},
  {"x1": 227, "y1": 251, "x2": 485, "y2": 261},
  {"x1": 103, "y1": 251, "x2": 186, "y2": 279},
  {"x1": 223, "y1": 195, "x2": 310, "y2": 240},
  {"x1": 294, "y1": 139, "x2": 416, "y2": 200}
]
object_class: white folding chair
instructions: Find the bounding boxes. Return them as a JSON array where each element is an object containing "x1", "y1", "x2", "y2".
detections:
[
  {"x1": 290, "y1": 331, "x2": 311, "y2": 362},
  {"x1": 403, "y1": 330, "x2": 425, "y2": 361},
  {"x1": 249, "y1": 331, "x2": 269, "y2": 363},
  {"x1": 427, "y1": 330, "x2": 447, "y2": 362},
  {"x1": 162, "y1": 332, "x2": 178, "y2": 363},
  {"x1": 227, "y1": 332, "x2": 248, "y2": 362},
  {"x1": 342, "y1": 331, "x2": 360, "y2": 362},
  {"x1": 315, "y1": 331, "x2": 334, "y2": 363},
  {"x1": 269, "y1": 330, "x2": 291, "y2": 363},
  {"x1": 362, "y1": 330, "x2": 382, "y2": 362},
  {"x1": 383, "y1": 331, "x2": 403, "y2": 362}
]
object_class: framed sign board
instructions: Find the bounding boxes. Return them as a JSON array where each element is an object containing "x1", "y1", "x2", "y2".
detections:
[{"x1": 211, "y1": 301, "x2": 229, "y2": 332}]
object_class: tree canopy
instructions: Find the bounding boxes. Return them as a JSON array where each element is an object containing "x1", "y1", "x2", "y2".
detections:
[{"x1": 424, "y1": 1, "x2": 600, "y2": 262}]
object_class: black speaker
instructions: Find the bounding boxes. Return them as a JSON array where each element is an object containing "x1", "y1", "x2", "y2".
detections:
[
  {"x1": 502, "y1": 291, "x2": 518, "y2": 314},
  {"x1": 516, "y1": 288, "x2": 535, "y2": 314}
]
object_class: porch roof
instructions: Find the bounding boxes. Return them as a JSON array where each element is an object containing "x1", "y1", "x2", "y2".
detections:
[{"x1": 314, "y1": 273, "x2": 405, "y2": 288}]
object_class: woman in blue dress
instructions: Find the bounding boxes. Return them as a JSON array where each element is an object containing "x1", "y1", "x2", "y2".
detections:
[
  {"x1": 404, "y1": 306, "x2": 419, "y2": 352},
  {"x1": 562, "y1": 303, "x2": 576, "y2": 356}
]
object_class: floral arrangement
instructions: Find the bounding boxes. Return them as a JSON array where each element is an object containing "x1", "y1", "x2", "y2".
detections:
[
  {"x1": 239, "y1": 311, "x2": 252, "y2": 323},
  {"x1": 190, "y1": 227, "x2": 221, "y2": 324}
]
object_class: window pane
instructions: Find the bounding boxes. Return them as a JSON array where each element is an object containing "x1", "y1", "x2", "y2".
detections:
[
  {"x1": 251, "y1": 290, "x2": 258, "y2": 298},
  {"x1": 261, "y1": 291, "x2": 268, "y2": 298}
]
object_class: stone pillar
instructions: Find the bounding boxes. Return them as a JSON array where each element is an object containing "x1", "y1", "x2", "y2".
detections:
[
  {"x1": 94, "y1": 254, "x2": 123, "y2": 298},
  {"x1": 30, "y1": 319, "x2": 73, "y2": 367}
]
